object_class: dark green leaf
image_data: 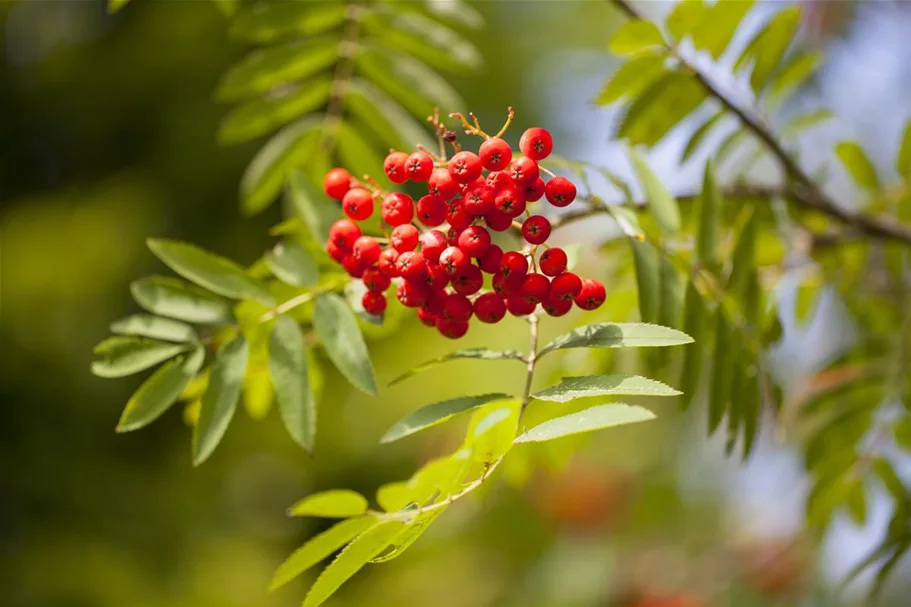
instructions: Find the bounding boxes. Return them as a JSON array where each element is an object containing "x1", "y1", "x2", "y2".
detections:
[
  {"x1": 835, "y1": 141, "x2": 880, "y2": 190},
  {"x1": 515, "y1": 403, "x2": 655, "y2": 443},
  {"x1": 363, "y1": 10, "x2": 481, "y2": 74},
  {"x1": 608, "y1": 20, "x2": 665, "y2": 55},
  {"x1": 539, "y1": 322, "x2": 694, "y2": 357},
  {"x1": 895, "y1": 417, "x2": 911, "y2": 450},
  {"x1": 389, "y1": 348, "x2": 524, "y2": 386},
  {"x1": 681, "y1": 111, "x2": 724, "y2": 164},
  {"x1": 229, "y1": 2, "x2": 346, "y2": 43},
  {"x1": 679, "y1": 282, "x2": 706, "y2": 411},
  {"x1": 727, "y1": 207, "x2": 758, "y2": 292},
  {"x1": 336, "y1": 120, "x2": 386, "y2": 184},
  {"x1": 269, "y1": 315, "x2": 316, "y2": 452},
  {"x1": 630, "y1": 239, "x2": 660, "y2": 323},
  {"x1": 218, "y1": 79, "x2": 331, "y2": 144},
  {"x1": 708, "y1": 310, "x2": 733, "y2": 433},
  {"x1": 696, "y1": 160, "x2": 722, "y2": 269},
  {"x1": 533, "y1": 374, "x2": 680, "y2": 403},
  {"x1": 91, "y1": 337, "x2": 191, "y2": 378},
  {"x1": 110, "y1": 314, "x2": 197, "y2": 343},
  {"x1": 288, "y1": 169, "x2": 342, "y2": 245},
  {"x1": 740, "y1": 371, "x2": 761, "y2": 459},
  {"x1": 116, "y1": 347, "x2": 205, "y2": 432},
  {"x1": 619, "y1": 72, "x2": 707, "y2": 149},
  {"x1": 287, "y1": 490, "x2": 369, "y2": 518},
  {"x1": 898, "y1": 119, "x2": 911, "y2": 179},
  {"x1": 628, "y1": 146, "x2": 681, "y2": 232},
  {"x1": 268, "y1": 241, "x2": 319, "y2": 287},
  {"x1": 659, "y1": 254, "x2": 682, "y2": 330},
  {"x1": 193, "y1": 335, "x2": 248, "y2": 466},
  {"x1": 380, "y1": 393, "x2": 513, "y2": 444},
  {"x1": 734, "y1": 6, "x2": 801, "y2": 92},
  {"x1": 595, "y1": 53, "x2": 667, "y2": 106},
  {"x1": 313, "y1": 294, "x2": 378, "y2": 395},
  {"x1": 131, "y1": 276, "x2": 234, "y2": 325}
]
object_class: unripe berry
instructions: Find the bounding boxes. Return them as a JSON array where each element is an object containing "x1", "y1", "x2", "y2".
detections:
[
  {"x1": 484, "y1": 210, "x2": 514, "y2": 232},
  {"x1": 452, "y1": 263, "x2": 483, "y2": 295},
  {"x1": 384, "y1": 151, "x2": 410, "y2": 184},
  {"x1": 362, "y1": 268, "x2": 391, "y2": 292},
  {"x1": 478, "y1": 244, "x2": 504, "y2": 274},
  {"x1": 522, "y1": 215, "x2": 552, "y2": 245},
  {"x1": 436, "y1": 318, "x2": 469, "y2": 339},
  {"x1": 543, "y1": 294, "x2": 572, "y2": 317},
  {"x1": 381, "y1": 192, "x2": 415, "y2": 227},
  {"x1": 352, "y1": 235, "x2": 381, "y2": 266},
  {"x1": 323, "y1": 167, "x2": 351, "y2": 200},
  {"x1": 377, "y1": 247, "x2": 400, "y2": 277},
  {"x1": 448, "y1": 151, "x2": 483, "y2": 184},
  {"x1": 439, "y1": 246, "x2": 469, "y2": 276},
  {"x1": 342, "y1": 188, "x2": 374, "y2": 221},
  {"x1": 519, "y1": 127, "x2": 553, "y2": 161},
  {"x1": 550, "y1": 271, "x2": 583, "y2": 301},
  {"x1": 493, "y1": 272, "x2": 523, "y2": 297},
  {"x1": 575, "y1": 279, "x2": 606, "y2": 310},
  {"x1": 362, "y1": 291, "x2": 387, "y2": 315},
  {"x1": 457, "y1": 225, "x2": 491, "y2": 258},
  {"x1": 405, "y1": 151, "x2": 433, "y2": 181},
  {"x1": 506, "y1": 295, "x2": 537, "y2": 317},
  {"x1": 540, "y1": 247, "x2": 568, "y2": 276},
  {"x1": 509, "y1": 156, "x2": 540, "y2": 184},
  {"x1": 443, "y1": 293, "x2": 473, "y2": 322},
  {"x1": 341, "y1": 254, "x2": 365, "y2": 278},
  {"x1": 395, "y1": 251, "x2": 427, "y2": 282},
  {"x1": 328, "y1": 218, "x2": 362, "y2": 251},
  {"x1": 428, "y1": 168, "x2": 460, "y2": 199},
  {"x1": 473, "y1": 292, "x2": 507, "y2": 323},
  {"x1": 417, "y1": 194, "x2": 447, "y2": 227},
  {"x1": 524, "y1": 177, "x2": 546, "y2": 202},
  {"x1": 520, "y1": 273, "x2": 550, "y2": 304},
  {"x1": 417, "y1": 307, "x2": 438, "y2": 327},
  {"x1": 390, "y1": 224, "x2": 419, "y2": 252},
  {"x1": 464, "y1": 182, "x2": 495, "y2": 216},
  {"x1": 544, "y1": 176, "x2": 577, "y2": 207},
  {"x1": 494, "y1": 187, "x2": 526, "y2": 218},
  {"x1": 479, "y1": 137, "x2": 513, "y2": 171},
  {"x1": 420, "y1": 229, "x2": 448, "y2": 263},
  {"x1": 500, "y1": 251, "x2": 529, "y2": 279},
  {"x1": 396, "y1": 280, "x2": 430, "y2": 307}
]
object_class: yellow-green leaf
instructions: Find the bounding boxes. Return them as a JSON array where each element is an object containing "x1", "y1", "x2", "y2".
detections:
[
  {"x1": 539, "y1": 322, "x2": 693, "y2": 357},
  {"x1": 609, "y1": 20, "x2": 666, "y2": 56},
  {"x1": 533, "y1": 374, "x2": 680, "y2": 402},
  {"x1": 898, "y1": 119, "x2": 911, "y2": 179},
  {"x1": 380, "y1": 393, "x2": 512, "y2": 444},
  {"x1": 630, "y1": 239, "x2": 660, "y2": 323},
  {"x1": 91, "y1": 337, "x2": 191, "y2": 378},
  {"x1": 595, "y1": 53, "x2": 667, "y2": 106},
  {"x1": 734, "y1": 6, "x2": 801, "y2": 92},
  {"x1": 515, "y1": 404, "x2": 655, "y2": 443},
  {"x1": 628, "y1": 146, "x2": 681, "y2": 232},
  {"x1": 288, "y1": 490, "x2": 369, "y2": 518},
  {"x1": 836, "y1": 141, "x2": 880, "y2": 191}
]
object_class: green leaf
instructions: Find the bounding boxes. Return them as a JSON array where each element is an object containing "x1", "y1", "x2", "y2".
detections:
[
  {"x1": 608, "y1": 20, "x2": 665, "y2": 55},
  {"x1": 679, "y1": 282, "x2": 706, "y2": 411},
  {"x1": 110, "y1": 315, "x2": 197, "y2": 343},
  {"x1": 356, "y1": 47, "x2": 463, "y2": 118},
  {"x1": 268, "y1": 241, "x2": 319, "y2": 288},
  {"x1": 728, "y1": 207, "x2": 758, "y2": 292},
  {"x1": 533, "y1": 374, "x2": 680, "y2": 403},
  {"x1": 740, "y1": 371, "x2": 761, "y2": 459},
  {"x1": 336, "y1": 120, "x2": 386, "y2": 184},
  {"x1": 628, "y1": 146, "x2": 681, "y2": 232},
  {"x1": 270, "y1": 517, "x2": 375, "y2": 591},
  {"x1": 539, "y1": 322, "x2": 694, "y2": 357},
  {"x1": 873, "y1": 458, "x2": 907, "y2": 500},
  {"x1": 380, "y1": 393, "x2": 513, "y2": 444},
  {"x1": 835, "y1": 141, "x2": 880, "y2": 191},
  {"x1": 269, "y1": 315, "x2": 316, "y2": 452},
  {"x1": 303, "y1": 520, "x2": 405, "y2": 607},
  {"x1": 287, "y1": 490, "x2": 369, "y2": 518},
  {"x1": 131, "y1": 276, "x2": 234, "y2": 325},
  {"x1": 289, "y1": 169, "x2": 342, "y2": 245},
  {"x1": 665, "y1": 0, "x2": 706, "y2": 42},
  {"x1": 691, "y1": 0, "x2": 755, "y2": 60},
  {"x1": 707, "y1": 310, "x2": 733, "y2": 433},
  {"x1": 716, "y1": 129, "x2": 746, "y2": 163},
  {"x1": 229, "y1": 2, "x2": 346, "y2": 43},
  {"x1": 606, "y1": 204, "x2": 645, "y2": 239},
  {"x1": 630, "y1": 239, "x2": 660, "y2": 323},
  {"x1": 363, "y1": 10, "x2": 482, "y2": 74},
  {"x1": 782, "y1": 109, "x2": 834, "y2": 138},
  {"x1": 898, "y1": 119, "x2": 911, "y2": 179},
  {"x1": 595, "y1": 53, "x2": 667, "y2": 106},
  {"x1": 147, "y1": 239, "x2": 275, "y2": 306},
  {"x1": 734, "y1": 6, "x2": 801, "y2": 92},
  {"x1": 619, "y1": 72, "x2": 707, "y2": 149},
  {"x1": 193, "y1": 335, "x2": 248, "y2": 466},
  {"x1": 116, "y1": 347, "x2": 205, "y2": 432},
  {"x1": 346, "y1": 78, "x2": 436, "y2": 152},
  {"x1": 389, "y1": 348, "x2": 524, "y2": 386},
  {"x1": 515, "y1": 403, "x2": 656, "y2": 443},
  {"x1": 218, "y1": 79, "x2": 331, "y2": 144},
  {"x1": 91, "y1": 337, "x2": 191, "y2": 378},
  {"x1": 421, "y1": 0, "x2": 484, "y2": 30},
  {"x1": 769, "y1": 52, "x2": 822, "y2": 103},
  {"x1": 658, "y1": 254, "x2": 682, "y2": 330},
  {"x1": 464, "y1": 401, "x2": 520, "y2": 463},
  {"x1": 107, "y1": 0, "x2": 131, "y2": 14},
  {"x1": 313, "y1": 294, "x2": 378, "y2": 395},
  {"x1": 895, "y1": 417, "x2": 911, "y2": 450},
  {"x1": 697, "y1": 160, "x2": 722, "y2": 269},
  {"x1": 681, "y1": 111, "x2": 724, "y2": 165},
  {"x1": 370, "y1": 509, "x2": 445, "y2": 563},
  {"x1": 846, "y1": 479, "x2": 868, "y2": 525}
]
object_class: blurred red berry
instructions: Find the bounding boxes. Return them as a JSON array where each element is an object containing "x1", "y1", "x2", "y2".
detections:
[
  {"x1": 421, "y1": 229, "x2": 448, "y2": 262},
  {"x1": 439, "y1": 246, "x2": 469, "y2": 276},
  {"x1": 396, "y1": 280, "x2": 430, "y2": 308},
  {"x1": 405, "y1": 151, "x2": 433, "y2": 181},
  {"x1": 383, "y1": 151, "x2": 409, "y2": 184},
  {"x1": 341, "y1": 254, "x2": 365, "y2": 278},
  {"x1": 478, "y1": 244, "x2": 503, "y2": 274},
  {"x1": 519, "y1": 127, "x2": 553, "y2": 161},
  {"x1": 442, "y1": 293, "x2": 473, "y2": 322},
  {"x1": 328, "y1": 218, "x2": 361, "y2": 250},
  {"x1": 550, "y1": 272, "x2": 583, "y2": 301},
  {"x1": 484, "y1": 209, "x2": 514, "y2": 232},
  {"x1": 520, "y1": 273, "x2": 550, "y2": 304},
  {"x1": 417, "y1": 307, "x2": 438, "y2": 327},
  {"x1": 381, "y1": 192, "x2": 414, "y2": 227},
  {"x1": 352, "y1": 235, "x2": 381, "y2": 266},
  {"x1": 361, "y1": 291, "x2": 387, "y2": 315},
  {"x1": 342, "y1": 188, "x2": 374, "y2": 221},
  {"x1": 507, "y1": 295, "x2": 537, "y2": 317},
  {"x1": 575, "y1": 279, "x2": 606, "y2": 310},
  {"x1": 423, "y1": 289, "x2": 448, "y2": 316},
  {"x1": 417, "y1": 194, "x2": 447, "y2": 227},
  {"x1": 428, "y1": 168, "x2": 459, "y2": 199},
  {"x1": 436, "y1": 318, "x2": 469, "y2": 339},
  {"x1": 473, "y1": 292, "x2": 507, "y2": 323},
  {"x1": 326, "y1": 240, "x2": 347, "y2": 263},
  {"x1": 448, "y1": 151, "x2": 483, "y2": 184},
  {"x1": 390, "y1": 224, "x2": 419, "y2": 252},
  {"x1": 540, "y1": 247, "x2": 568, "y2": 276},
  {"x1": 457, "y1": 226, "x2": 491, "y2": 258},
  {"x1": 543, "y1": 295, "x2": 573, "y2": 317},
  {"x1": 509, "y1": 156, "x2": 540, "y2": 184},
  {"x1": 323, "y1": 167, "x2": 351, "y2": 200},
  {"x1": 522, "y1": 215, "x2": 551, "y2": 245},
  {"x1": 479, "y1": 137, "x2": 513, "y2": 171},
  {"x1": 362, "y1": 268, "x2": 391, "y2": 292},
  {"x1": 545, "y1": 176, "x2": 576, "y2": 207}
]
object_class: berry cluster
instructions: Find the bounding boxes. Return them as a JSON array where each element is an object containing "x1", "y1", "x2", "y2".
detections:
[{"x1": 321, "y1": 113, "x2": 605, "y2": 339}]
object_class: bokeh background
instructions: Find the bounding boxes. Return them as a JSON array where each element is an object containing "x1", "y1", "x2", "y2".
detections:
[{"x1": 3, "y1": 1, "x2": 911, "y2": 606}]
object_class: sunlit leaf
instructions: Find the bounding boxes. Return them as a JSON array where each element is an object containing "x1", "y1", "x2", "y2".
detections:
[
  {"x1": 269, "y1": 315, "x2": 316, "y2": 452},
  {"x1": 117, "y1": 347, "x2": 205, "y2": 432},
  {"x1": 110, "y1": 315, "x2": 197, "y2": 343},
  {"x1": 609, "y1": 20, "x2": 665, "y2": 55},
  {"x1": 370, "y1": 508, "x2": 445, "y2": 563},
  {"x1": 708, "y1": 310, "x2": 733, "y2": 433},
  {"x1": 91, "y1": 337, "x2": 191, "y2": 378},
  {"x1": 268, "y1": 241, "x2": 319, "y2": 288},
  {"x1": 380, "y1": 393, "x2": 513, "y2": 443},
  {"x1": 618, "y1": 72, "x2": 707, "y2": 149},
  {"x1": 389, "y1": 348, "x2": 524, "y2": 386},
  {"x1": 515, "y1": 403, "x2": 655, "y2": 443},
  {"x1": 681, "y1": 111, "x2": 724, "y2": 165},
  {"x1": 539, "y1": 322, "x2": 693, "y2": 357},
  {"x1": 464, "y1": 400, "x2": 521, "y2": 463},
  {"x1": 107, "y1": 0, "x2": 131, "y2": 14},
  {"x1": 734, "y1": 6, "x2": 801, "y2": 92},
  {"x1": 782, "y1": 109, "x2": 834, "y2": 138},
  {"x1": 769, "y1": 52, "x2": 822, "y2": 103},
  {"x1": 630, "y1": 239, "x2": 660, "y2": 323},
  {"x1": 533, "y1": 374, "x2": 680, "y2": 403},
  {"x1": 346, "y1": 78, "x2": 436, "y2": 152},
  {"x1": 288, "y1": 490, "x2": 370, "y2": 518},
  {"x1": 665, "y1": 0, "x2": 705, "y2": 42},
  {"x1": 229, "y1": 2, "x2": 346, "y2": 43},
  {"x1": 193, "y1": 335, "x2": 248, "y2": 466},
  {"x1": 691, "y1": 0, "x2": 755, "y2": 60},
  {"x1": 628, "y1": 146, "x2": 681, "y2": 232},
  {"x1": 313, "y1": 294, "x2": 378, "y2": 395},
  {"x1": 835, "y1": 141, "x2": 880, "y2": 191},
  {"x1": 595, "y1": 52, "x2": 667, "y2": 106},
  {"x1": 131, "y1": 276, "x2": 234, "y2": 325}
]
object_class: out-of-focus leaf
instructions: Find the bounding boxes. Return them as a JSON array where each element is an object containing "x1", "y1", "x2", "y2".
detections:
[
  {"x1": 193, "y1": 335, "x2": 248, "y2": 466},
  {"x1": 380, "y1": 393, "x2": 512, "y2": 443},
  {"x1": 874, "y1": 458, "x2": 907, "y2": 499},
  {"x1": 628, "y1": 146, "x2": 681, "y2": 232},
  {"x1": 608, "y1": 20, "x2": 665, "y2": 55},
  {"x1": 147, "y1": 239, "x2": 274, "y2": 306},
  {"x1": 288, "y1": 169, "x2": 342, "y2": 245},
  {"x1": 269, "y1": 315, "x2": 316, "y2": 452},
  {"x1": 741, "y1": 372, "x2": 761, "y2": 459},
  {"x1": 659, "y1": 254, "x2": 682, "y2": 329},
  {"x1": 727, "y1": 207, "x2": 758, "y2": 292},
  {"x1": 595, "y1": 52, "x2": 667, "y2": 106},
  {"x1": 679, "y1": 282, "x2": 706, "y2": 411},
  {"x1": 782, "y1": 109, "x2": 834, "y2": 138},
  {"x1": 423, "y1": 0, "x2": 484, "y2": 29},
  {"x1": 211, "y1": 0, "x2": 239, "y2": 18},
  {"x1": 696, "y1": 160, "x2": 722, "y2": 269},
  {"x1": 681, "y1": 111, "x2": 724, "y2": 164},
  {"x1": 110, "y1": 315, "x2": 197, "y2": 343},
  {"x1": 336, "y1": 120, "x2": 386, "y2": 184},
  {"x1": 846, "y1": 479, "x2": 868, "y2": 525},
  {"x1": 630, "y1": 239, "x2": 660, "y2": 323},
  {"x1": 665, "y1": 0, "x2": 705, "y2": 42},
  {"x1": 243, "y1": 361, "x2": 273, "y2": 420},
  {"x1": 606, "y1": 205, "x2": 645, "y2": 239},
  {"x1": 716, "y1": 129, "x2": 747, "y2": 164},
  {"x1": 131, "y1": 276, "x2": 235, "y2": 325},
  {"x1": 229, "y1": 2, "x2": 346, "y2": 43},
  {"x1": 117, "y1": 347, "x2": 205, "y2": 432},
  {"x1": 734, "y1": 6, "x2": 801, "y2": 92},
  {"x1": 91, "y1": 337, "x2": 191, "y2": 378},
  {"x1": 895, "y1": 417, "x2": 911, "y2": 450},
  {"x1": 370, "y1": 508, "x2": 445, "y2": 563},
  {"x1": 769, "y1": 52, "x2": 822, "y2": 103},
  {"x1": 268, "y1": 241, "x2": 319, "y2": 287},
  {"x1": 389, "y1": 348, "x2": 524, "y2": 386},
  {"x1": 835, "y1": 141, "x2": 880, "y2": 191},
  {"x1": 898, "y1": 119, "x2": 911, "y2": 179},
  {"x1": 619, "y1": 72, "x2": 707, "y2": 149},
  {"x1": 692, "y1": 0, "x2": 756, "y2": 59},
  {"x1": 346, "y1": 78, "x2": 436, "y2": 152},
  {"x1": 533, "y1": 374, "x2": 680, "y2": 402},
  {"x1": 708, "y1": 310, "x2": 733, "y2": 433},
  {"x1": 356, "y1": 46, "x2": 463, "y2": 117},
  {"x1": 363, "y1": 10, "x2": 481, "y2": 74},
  {"x1": 313, "y1": 294, "x2": 378, "y2": 395},
  {"x1": 107, "y1": 0, "x2": 131, "y2": 14},
  {"x1": 288, "y1": 490, "x2": 369, "y2": 518},
  {"x1": 218, "y1": 79, "x2": 331, "y2": 144},
  {"x1": 515, "y1": 404, "x2": 655, "y2": 443},
  {"x1": 539, "y1": 323, "x2": 693, "y2": 357}
]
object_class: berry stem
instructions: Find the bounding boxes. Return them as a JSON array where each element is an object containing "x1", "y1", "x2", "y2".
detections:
[
  {"x1": 492, "y1": 106, "x2": 516, "y2": 139},
  {"x1": 520, "y1": 312, "x2": 540, "y2": 415},
  {"x1": 449, "y1": 112, "x2": 489, "y2": 139}
]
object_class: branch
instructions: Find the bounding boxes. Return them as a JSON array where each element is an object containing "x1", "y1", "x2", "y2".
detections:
[
  {"x1": 320, "y1": 2, "x2": 363, "y2": 151},
  {"x1": 610, "y1": 0, "x2": 911, "y2": 246}
]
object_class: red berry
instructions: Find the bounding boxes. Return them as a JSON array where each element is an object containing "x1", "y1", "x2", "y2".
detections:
[
  {"x1": 494, "y1": 187, "x2": 526, "y2": 218},
  {"x1": 524, "y1": 177, "x2": 546, "y2": 202},
  {"x1": 543, "y1": 294, "x2": 572, "y2": 317},
  {"x1": 520, "y1": 273, "x2": 550, "y2": 304},
  {"x1": 478, "y1": 244, "x2": 503, "y2": 274},
  {"x1": 540, "y1": 247, "x2": 568, "y2": 276},
  {"x1": 509, "y1": 156, "x2": 540, "y2": 184},
  {"x1": 506, "y1": 295, "x2": 537, "y2": 317},
  {"x1": 486, "y1": 171, "x2": 516, "y2": 192},
  {"x1": 436, "y1": 318, "x2": 469, "y2": 339},
  {"x1": 342, "y1": 188, "x2": 374, "y2": 221},
  {"x1": 452, "y1": 263, "x2": 483, "y2": 295},
  {"x1": 405, "y1": 151, "x2": 433, "y2": 182},
  {"x1": 420, "y1": 229, "x2": 448, "y2": 262},
  {"x1": 417, "y1": 307, "x2": 438, "y2": 327},
  {"x1": 352, "y1": 235, "x2": 381, "y2": 266},
  {"x1": 341, "y1": 254, "x2": 365, "y2": 278},
  {"x1": 362, "y1": 268, "x2": 391, "y2": 292},
  {"x1": 390, "y1": 224, "x2": 419, "y2": 252},
  {"x1": 500, "y1": 251, "x2": 529, "y2": 279},
  {"x1": 464, "y1": 182, "x2": 495, "y2": 216},
  {"x1": 384, "y1": 151, "x2": 410, "y2": 184},
  {"x1": 323, "y1": 168, "x2": 351, "y2": 200},
  {"x1": 446, "y1": 199, "x2": 473, "y2": 230},
  {"x1": 457, "y1": 226, "x2": 491, "y2": 258},
  {"x1": 326, "y1": 240, "x2": 347, "y2": 263},
  {"x1": 484, "y1": 210, "x2": 514, "y2": 232},
  {"x1": 328, "y1": 218, "x2": 361, "y2": 250},
  {"x1": 417, "y1": 195, "x2": 447, "y2": 227},
  {"x1": 575, "y1": 279, "x2": 606, "y2": 311},
  {"x1": 448, "y1": 151, "x2": 483, "y2": 184},
  {"x1": 446, "y1": 226, "x2": 461, "y2": 246},
  {"x1": 439, "y1": 246, "x2": 469, "y2": 276},
  {"x1": 423, "y1": 289, "x2": 448, "y2": 316},
  {"x1": 550, "y1": 271, "x2": 583, "y2": 301},
  {"x1": 443, "y1": 293, "x2": 473, "y2": 322},
  {"x1": 519, "y1": 127, "x2": 553, "y2": 161},
  {"x1": 381, "y1": 192, "x2": 415, "y2": 227},
  {"x1": 423, "y1": 261, "x2": 450, "y2": 290},
  {"x1": 377, "y1": 248, "x2": 400, "y2": 277},
  {"x1": 362, "y1": 291, "x2": 387, "y2": 315},
  {"x1": 522, "y1": 215, "x2": 551, "y2": 245},
  {"x1": 396, "y1": 280, "x2": 430, "y2": 308},
  {"x1": 493, "y1": 272, "x2": 523, "y2": 296},
  {"x1": 544, "y1": 176, "x2": 576, "y2": 207},
  {"x1": 473, "y1": 292, "x2": 507, "y2": 323},
  {"x1": 395, "y1": 251, "x2": 427, "y2": 282},
  {"x1": 428, "y1": 168, "x2": 460, "y2": 199},
  {"x1": 479, "y1": 137, "x2": 513, "y2": 171}
]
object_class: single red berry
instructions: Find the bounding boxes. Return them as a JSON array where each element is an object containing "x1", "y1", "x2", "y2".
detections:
[
  {"x1": 405, "y1": 151, "x2": 433, "y2": 181},
  {"x1": 493, "y1": 272, "x2": 524, "y2": 297},
  {"x1": 341, "y1": 254, "x2": 365, "y2": 278},
  {"x1": 539, "y1": 247, "x2": 568, "y2": 276},
  {"x1": 439, "y1": 246, "x2": 469, "y2": 276},
  {"x1": 420, "y1": 229, "x2": 448, "y2": 262},
  {"x1": 479, "y1": 137, "x2": 513, "y2": 171},
  {"x1": 423, "y1": 289, "x2": 448, "y2": 316},
  {"x1": 485, "y1": 210, "x2": 514, "y2": 232},
  {"x1": 362, "y1": 291, "x2": 387, "y2": 315},
  {"x1": 326, "y1": 240, "x2": 347, "y2": 263},
  {"x1": 384, "y1": 151, "x2": 410, "y2": 184},
  {"x1": 377, "y1": 247, "x2": 400, "y2": 277},
  {"x1": 328, "y1": 218, "x2": 362, "y2": 250},
  {"x1": 428, "y1": 168, "x2": 460, "y2": 199},
  {"x1": 575, "y1": 279, "x2": 606, "y2": 310},
  {"x1": 362, "y1": 268, "x2": 391, "y2": 292},
  {"x1": 519, "y1": 127, "x2": 553, "y2": 161},
  {"x1": 446, "y1": 226, "x2": 461, "y2": 246},
  {"x1": 520, "y1": 273, "x2": 550, "y2": 304},
  {"x1": 550, "y1": 271, "x2": 583, "y2": 301},
  {"x1": 423, "y1": 261, "x2": 450, "y2": 290},
  {"x1": 543, "y1": 294, "x2": 573, "y2": 317},
  {"x1": 486, "y1": 171, "x2": 516, "y2": 192},
  {"x1": 478, "y1": 244, "x2": 503, "y2": 274},
  {"x1": 323, "y1": 168, "x2": 351, "y2": 200},
  {"x1": 442, "y1": 293, "x2": 473, "y2": 322},
  {"x1": 494, "y1": 187, "x2": 526, "y2": 218},
  {"x1": 473, "y1": 292, "x2": 507, "y2": 323},
  {"x1": 464, "y1": 182, "x2": 495, "y2": 216},
  {"x1": 448, "y1": 151, "x2": 483, "y2": 184},
  {"x1": 396, "y1": 280, "x2": 430, "y2": 308},
  {"x1": 436, "y1": 318, "x2": 469, "y2": 339},
  {"x1": 417, "y1": 307, "x2": 438, "y2": 327},
  {"x1": 457, "y1": 226, "x2": 491, "y2": 258},
  {"x1": 452, "y1": 263, "x2": 483, "y2": 295},
  {"x1": 417, "y1": 194, "x2": 447, "y2": 227},
  {"x1": 352, "y1": 235, "x2": 381, "y2": 266},
  {"x1": 524, "y1": 177, "x2": 546, "y2": 202},
  {"x1": 342, "y1": 188, "x2": 374, "y2": 221},
  {"x1": 544, "y1": 176, "x2": 577, "y2": 207},
  {"x1": 390, "y1": 224, "x2": 419, "y2": 252},
  {"x1": 509, "y1": 156, "x2": 540, "y2": 184},
  {"x1": 500, "y1": 251, "x2": 529, "y2": 279},
  {"x1": 446, "y1": 205, "x2": 473, "y2": 231},
  {"x1": 395, "y1": 251, "x2": 427, "y2": 282},
  {"x1": 506, "y1": 295, "x2": 537, "y2": 317},
  {"x1": 522, "y1": 215, "x2": 552, "y2": 245},
  {"x1": 381, "y1": 192, "x2": 415, "y2": 227}
]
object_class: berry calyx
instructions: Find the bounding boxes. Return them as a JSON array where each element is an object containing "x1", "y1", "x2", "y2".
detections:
[
  {"x1": 575, "y1": 279, "x2": 606, "y2": 310},
  {"x1": 479, "y1": 137, "x2": 513, "y2": 171},
  {"x1": 452, "y1": 264, "x2": 483, "y2": 295},
  {"x1": 405, "y1": 151, "x2": 433, "y2": 181},
  {"x1": 342, "y1": 188, "x2": 374, "y2": 221},
  {"x1": 522, "y1": 215, "x2": 551, "y2": 245},
  {"x1": 448, "y1": 151, "x2": 483, "y2": 184},
  {"x1": 323, "y1": 167, "x2": 351, "y2": 200},
  {"x1": 377, "y1": 248, "x2": 400, "y2": 277},
  {"x1": 540, "y1": 247, "x2": 568, "y2": 276},
  {"x1": 428, "y1": 168, "x2": 460, "y2": 199},
  {"x1": 328, "y1": 218, "x2": 361, "y2": 251},
  {"x1": 550, "y1": 271, "x2": 583, "y2": 301},
  {"x1": 519, "y1": 127, "x2": 553, "y2": 161},
  {"x1": 500, "y1": 251, "x2": 529, "y2": 279},
  {"x1": 384, "y1": 151, "x2": 410, "y2": 184},
  {"x1": 524, "y1": 177, "x2": 546, "y2": 202},
  {"x1": 509, "y1": 156, "x2": 540, "y2": 184},
  {"x1": 439, "y1": 246, "x2": 469, "y2": 276},
  {"x1": 545, "y1": 176, "x2": 577, "y2": 207},
  {"x1": 396, "y1": 251, "x2": 428, "y2": 282}
]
